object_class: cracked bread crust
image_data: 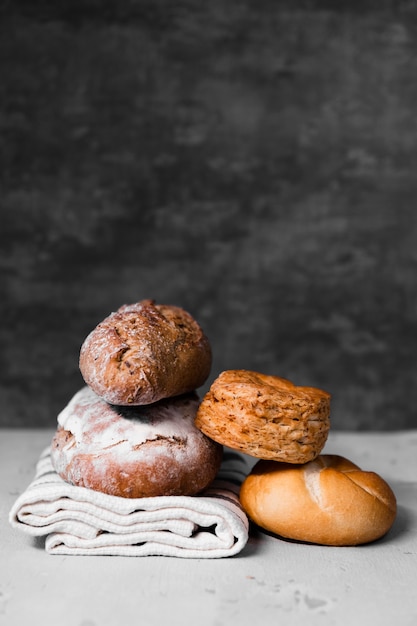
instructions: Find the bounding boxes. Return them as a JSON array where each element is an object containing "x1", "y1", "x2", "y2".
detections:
[
  {"x1": 195, "y1": 370, "x2": 330, "y2": 463},
  {"x1": 51, "y1": 387, "x2": 223, "y2": 498},
  {"x1": 79, "y1": 300, "x2": 212, "y2": 406}
]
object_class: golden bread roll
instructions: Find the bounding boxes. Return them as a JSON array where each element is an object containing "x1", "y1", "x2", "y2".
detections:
[
  {"x1": 79, "y1": 299, "x2": 212, "y2": 405},
  {"x1": 195, "y1": 370, "x2": 330, "y2": 463},
  {"x1": 240, "y1": 455, "x2": 397, "y2": 545},
  {"x1": 51, "y1": 387, "x2": 223, "y2": 498}
]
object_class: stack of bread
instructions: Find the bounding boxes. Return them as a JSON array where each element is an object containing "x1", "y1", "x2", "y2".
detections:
[
  {"x1": 51, "y1": 299, "x2": 397, "y2": 547},
  {"x1": 196, "y1": 370, "x2": 397, "y2": 546},
  {"x1": 50, "y1": 300, "x2": 223, "y2": 499}
]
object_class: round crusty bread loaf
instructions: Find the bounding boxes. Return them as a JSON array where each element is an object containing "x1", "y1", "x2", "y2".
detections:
[
  {"x1": 195, "y1": 370, "x2": 330, "y2": 464},
  {"x1": 51, "y1": 386, "x2": 223, "y2": 498},
  {"x1": 239, "y1": 455, "x2": 397, "y2": 546},
  {"x1": 79, "y1": 299, "x2": 212, "y2": 406}
]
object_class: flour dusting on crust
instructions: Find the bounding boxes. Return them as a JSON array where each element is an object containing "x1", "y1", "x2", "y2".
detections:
[{"x1": 51, "y1": 386, "x2": 223, "y2": 498}]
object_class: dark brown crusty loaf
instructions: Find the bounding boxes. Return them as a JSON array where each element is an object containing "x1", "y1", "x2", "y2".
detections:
[
  {"x1": 79, "y1": 300, "x2": 212, "y2": 406},
  {"x1": 51, "y1": 387, "x2": 223, "y2": 498},
  {"x1": 195, "y1": 370, "x2": 330, "y2": 464},
  {"x1": 239, "y1": 455, "x2": 397, "y2": 546}
]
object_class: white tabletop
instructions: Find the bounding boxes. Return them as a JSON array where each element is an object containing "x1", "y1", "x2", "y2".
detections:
[{"x1": 2, "y1": 428, "x2": 417, "y2": 626}]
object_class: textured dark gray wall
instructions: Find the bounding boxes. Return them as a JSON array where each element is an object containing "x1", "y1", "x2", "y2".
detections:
[{"x1": 1, "y1": 1, "x2": 416, "y2": 429}]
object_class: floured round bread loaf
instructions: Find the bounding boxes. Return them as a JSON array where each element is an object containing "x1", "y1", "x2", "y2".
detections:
[
  {"x1": 240, "y1": 455, "x2": 397, "y2": 545},
  {"x1": 51, "y1": 387, "x2": 223, "y2": 498},
  {"x1": 195, "y1": 370, "x2": 330, "y2": 463},
  {"x1": 79, "y1": 299, "x2": 212, "y2": 406}
]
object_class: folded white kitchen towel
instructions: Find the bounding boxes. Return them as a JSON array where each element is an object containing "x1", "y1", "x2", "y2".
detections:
[{"x1": 9, "y1": 446, "x2": 250, "y2": 558}]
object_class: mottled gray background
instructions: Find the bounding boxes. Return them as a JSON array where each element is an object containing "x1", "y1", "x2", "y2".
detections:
[{"x1": 1, "y1": 1, "x2": 416, "y2": 429}]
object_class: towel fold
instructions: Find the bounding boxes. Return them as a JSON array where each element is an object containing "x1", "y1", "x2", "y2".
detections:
[{"x1": 9, "y1": 447, "x2": 250, "y2": 558}]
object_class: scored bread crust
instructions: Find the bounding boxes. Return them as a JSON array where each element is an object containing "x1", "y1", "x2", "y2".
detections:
[
  {"x1": 239, "y1": 455, "x2": 397, "y2": 546},
  {"x1": 50, "y1": 387, "x2": 223, "y2": 498},
  {"x1": 79, "y1": 300, "x2": 212, "y2": 406},
  {"x1": 195, "y1": 370, "x2": 330, "y2": 463}
]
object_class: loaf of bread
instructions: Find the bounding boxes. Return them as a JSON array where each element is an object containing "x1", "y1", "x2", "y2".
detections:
[
  {"x1": 239, "y1": 454, "x2": 397, "y2": 545},
  {"x1": 79, "y1": 299, "x2": 212, "y2": 406},
  {"x1": 195, "y1": 370, "x2": 330, "y2": 464},
  {"x1": 51, "y1": 386, "x2": 223, "y2": 498}
]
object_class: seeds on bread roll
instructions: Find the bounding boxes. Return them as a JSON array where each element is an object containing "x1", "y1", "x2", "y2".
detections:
[
  {"x1": 195, "y1": 370, "x2": 330, "y2": 464},
  {"x1": 51, "y1": 387, "x2": 223, "y2": 498},
  {"x1": 79, "y1": 300, "x2": 212, "y2": 406},
  {"x1": 239, "y1": 455, "x2": 397, "y2": 545}
]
